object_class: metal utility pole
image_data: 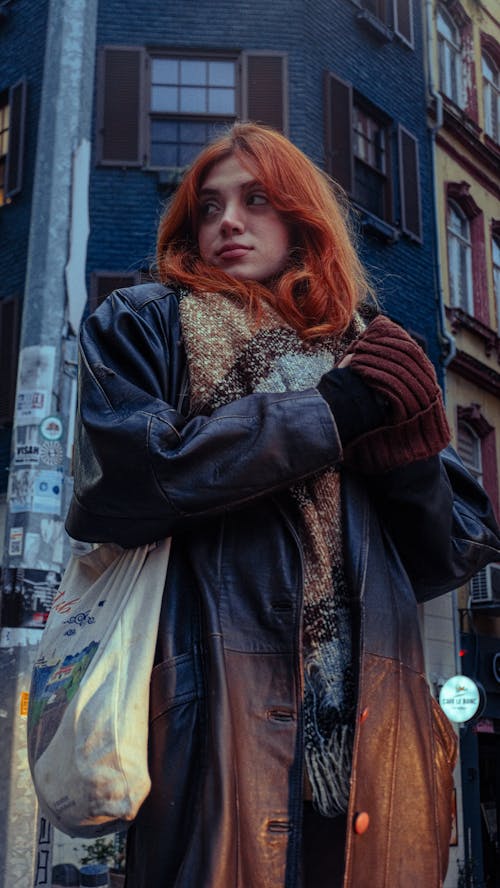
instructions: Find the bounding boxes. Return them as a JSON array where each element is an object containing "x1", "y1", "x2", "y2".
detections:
[{"x1": 0, "y1": 0, "x2": 97, "y2": 884}]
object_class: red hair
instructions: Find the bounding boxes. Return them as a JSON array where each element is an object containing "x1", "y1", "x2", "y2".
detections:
[{"x1": 156, "y1": 123, "x2": 372, "y2": 338}]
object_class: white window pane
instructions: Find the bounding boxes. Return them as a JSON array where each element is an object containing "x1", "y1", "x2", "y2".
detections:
[
  {"x1": 437, "y1": 11, "x2": 449, "y2": 40},
  {"x1": 151, "y1": 85, "x2": 178, "y2": 112},
  {"x1": 444, "y1": 45, "x2": 453, "y2": 95},
  {"x1": 437, "y1": 8, "x2": 458, "y2": 44},
  {"x1": 208, "y1": 88, "x2": 235, "y2": 114},
  {"x1": 180, "y1": 86, "x2": 206, "y2": 112},
  {"x1": 493, "y1": 238, "x2": 500, "y2": 266},
  {"x1": 484, "y1": 81, "x2": 493, "y2": 136},
  {"x1": 209, "y1": 61, "x2": 235, "y2": 87},
  {"x1": 181, "y1": 60, "x2": 207, "y2": 85},
  {"x1": 482, "y1": 53, "x2": 495, "y2": 82},
  {"x1": 448, "y1": 235, "x2": 460, "y2": 303},
  {"x1": 459, "y1": 245, "x2": 470, "y2": 310},
  {"x1": 449, "y1": 203, "x2": 466, "y2": 237},
  {"x1": 453, "y1": 53, "x2": 462, "y2": 106},
  {"x1": 152, "y1": 58, "x2": 178, "y2": 85}
]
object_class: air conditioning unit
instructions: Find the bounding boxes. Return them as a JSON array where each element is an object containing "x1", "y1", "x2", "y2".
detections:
[{"x1": 470, "y1": 564, "x2": 500, "y2": 605}]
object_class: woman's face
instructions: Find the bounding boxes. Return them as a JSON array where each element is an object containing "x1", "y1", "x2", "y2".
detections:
[{"x1": 197, "y1": 154, "x2": 290, "y2": 284}]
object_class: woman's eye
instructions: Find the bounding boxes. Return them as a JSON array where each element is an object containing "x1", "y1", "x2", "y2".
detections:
[
  {"x1": 200, "y1": 201, "x2": 220, "y2": 218},
  {"x1": 247, "y1": 192, "x2": 268, "y2": 206}
]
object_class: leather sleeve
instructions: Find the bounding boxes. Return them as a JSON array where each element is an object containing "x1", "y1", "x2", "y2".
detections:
[
  {"x1": 66, "y1": 288, "x2": 343, "y2": 545},
  {"x1": 366, "y1": 447, "x2": 500, "y2": 601}
]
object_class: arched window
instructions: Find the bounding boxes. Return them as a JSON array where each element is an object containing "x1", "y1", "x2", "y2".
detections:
[
  {"x1": 457, "y1": 421, "x2": 482, "y2": 484},
  {"x1": 482, "y1": 51, "x2": 500, "y2": 142},
  {"x1": 447, "y1": 200, "x2": 473, "y2": 312},
  {"x1": 437, "y1": 6, "x2": 463, "y2": 106}
]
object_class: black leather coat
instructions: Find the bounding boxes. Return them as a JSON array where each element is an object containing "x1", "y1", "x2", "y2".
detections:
[{"x1": 66, "y1": 284, "x2": 500, "y2": 888}]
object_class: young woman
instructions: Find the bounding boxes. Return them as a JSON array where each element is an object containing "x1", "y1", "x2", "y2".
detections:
[{"x1": 66, "y1": 124, "x2": 500, "y2": 888}]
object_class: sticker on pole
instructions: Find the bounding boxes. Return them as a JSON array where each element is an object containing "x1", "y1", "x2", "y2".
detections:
[{"x1": 40, "y1": 416, "x2": 63, "y2": 441}]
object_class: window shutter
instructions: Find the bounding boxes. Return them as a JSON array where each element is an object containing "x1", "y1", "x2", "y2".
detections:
[
  {"x1": 0, "y1": 297, "x2": 21, "y2": 425},
  {"x1": 5, "y1": 79, "x2": 27, "y2": 200},
  {"x1": 241, "y1": 52, "x2": 288, "y2": 134},
  {"x1": 324, "y1": 72, "x2": 353, "y2": 192},
  {"x1": 97, "y1": 47, "x2": 144, "y2": 166},
  {"x1": 398, "y1": 126, "x2": 422, "y2": 241},
  {"x1": 393, "y1": 0, "x2": 414, "y2": 47},
  {"x1": 90, "y1": 272, "x2": 139, "y2": 312}
]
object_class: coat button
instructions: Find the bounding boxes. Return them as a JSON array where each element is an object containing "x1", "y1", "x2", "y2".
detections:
[{"x1": 353, "y1": 811, "x2": 370, "y2": 835}]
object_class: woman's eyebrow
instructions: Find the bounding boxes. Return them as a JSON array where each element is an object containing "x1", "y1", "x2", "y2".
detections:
[{"x1": 199, "y1": 179, "x2": 260, "y2": 197}]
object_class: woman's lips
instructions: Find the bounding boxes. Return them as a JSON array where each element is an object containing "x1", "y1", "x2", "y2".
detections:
[{"x1": 217, "y1": 245, "x2": 251, "y2": 259}]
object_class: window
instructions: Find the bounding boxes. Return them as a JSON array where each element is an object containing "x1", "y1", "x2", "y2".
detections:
[
  {"x1": 97, "y1": 47, "x2": 287, "y2": 169},
  {"x1": 437, "y1": 5, "x2": 463, "y2": 107},
  {"x1": 150, "y1": 57, "x2": 237, "y2": 168},
  {"x1": 482, "y1": 52, "x2": 499, "y2": 142},
  {"x1": 0, "y1": 80, "x2": 26, "y2": 206},
  {"x1": 493, "y1": 234, "x2": 500, "y2": 328},
  {"x1": 352, "y1": 105, "x2": 389, "y2": 220},
  {"x1": 354, "y1": 0, "x2": 414, "y2": 45},
  {"x1": 393, "y1": 0, "x2": 414, "y2": 46},
  {"x1": 447, "y1": 200, "x2": 473, "y2": 313},
  {"x1": 324, "y1": 72, "x2": 422, "y2": 240}
]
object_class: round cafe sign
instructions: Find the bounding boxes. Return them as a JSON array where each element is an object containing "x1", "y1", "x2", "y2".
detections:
[{"x1": 439, "y1": 675, "x2": 482, "y2": 724}]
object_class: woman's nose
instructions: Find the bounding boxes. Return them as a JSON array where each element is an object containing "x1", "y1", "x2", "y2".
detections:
[{"x1": 220, "y1": 203, "x2": 245, "y2": 235}]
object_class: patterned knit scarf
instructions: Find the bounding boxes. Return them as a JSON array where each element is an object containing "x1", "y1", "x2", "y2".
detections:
[{"x1": 178, "y1": 289, "x2": 363, "y2": 817}]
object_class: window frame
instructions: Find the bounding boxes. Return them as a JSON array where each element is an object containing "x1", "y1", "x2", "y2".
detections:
[
  {"x1": 482, "y1": 50, "x2": 500, "y2": 143},
  {"x1": 447, "y1": 199, "x2": 473, "y2": 314},
  {"x1": 351, "y1": 99, "x2": 393, "y2": 224},
  {"x1": 393, "y1": 0, "x2": 414, "y2": 47},
  {"x1": 437, "y1": 4, "x2": 463, "y2": 107},
  {"x1": 147, "y1": 51, "x2": 239, "y2": 171}
]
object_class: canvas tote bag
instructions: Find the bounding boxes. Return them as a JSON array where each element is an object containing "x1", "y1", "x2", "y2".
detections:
[{"x1": 27, "y1": 536, "x2": 171, "y2": 837}]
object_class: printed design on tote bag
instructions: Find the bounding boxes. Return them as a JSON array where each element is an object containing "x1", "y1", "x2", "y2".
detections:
[
  {"x1": 28, "y1": 642, "x2": 99, "y2": 762},
  {"x1": 63, "y1": 610, "x2": 97, "y2": 627}
]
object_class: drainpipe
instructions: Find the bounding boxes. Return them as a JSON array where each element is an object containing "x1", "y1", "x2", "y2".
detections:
[
  {"x1": 424, "y1": 0, "x2": 463, "y2": 688},
  {"x1": 424, "y1": 0, "x2": 462, "y2": 676},
  {"x1": 424, "y1": 0, "x2": 456, "y2": 372}
]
